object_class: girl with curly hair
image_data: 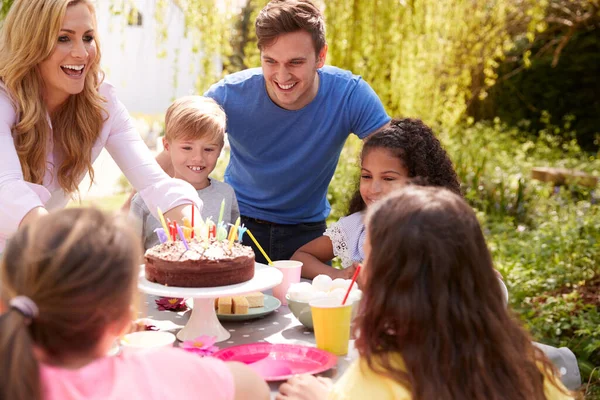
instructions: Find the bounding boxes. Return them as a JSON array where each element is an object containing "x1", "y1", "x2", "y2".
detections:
[
  {"x1": 278, "y1": 186, "x2": 573, "y2": 400},
  {"x1": 292, "y1": 118, "x2": 461, "y2": 279},
  {"x1": 0, "y1": 0, "x2": 201, "y2": 253}
]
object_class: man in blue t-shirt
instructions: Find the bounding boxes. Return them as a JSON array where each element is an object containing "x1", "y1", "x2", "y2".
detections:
[{"x1": 157, "y1": 0, "x2": 390, "y2": 264}]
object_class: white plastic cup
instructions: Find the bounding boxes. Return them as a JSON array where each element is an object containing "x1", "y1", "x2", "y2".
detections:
[
  {"x1": 271, "y1": 260, "x2": 303, "y2": 306},
  {"x1": 121, "y1": 331, "x2": 176, "y2": 352}
]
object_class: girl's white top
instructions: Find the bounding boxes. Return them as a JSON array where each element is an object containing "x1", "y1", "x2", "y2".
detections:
[
  {"x1": 0, "y1": 80, "x2": 201, "y2": 252},
  {"x1": 324, "y1": 211, "x2": 366, "y2": 269}
]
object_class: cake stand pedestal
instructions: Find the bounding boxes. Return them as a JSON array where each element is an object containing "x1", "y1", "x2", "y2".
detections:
[{"x1": 138, "y1": 263, "x2": 283, "y2": 342}]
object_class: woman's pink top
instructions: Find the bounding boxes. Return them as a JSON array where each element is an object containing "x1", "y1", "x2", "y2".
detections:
[
  {"x1": 0, "y1": 80, "x2": 201, "y2": 252},
  {"x1": 41, "y1": 348, "x2": 235, "y2": 400}
]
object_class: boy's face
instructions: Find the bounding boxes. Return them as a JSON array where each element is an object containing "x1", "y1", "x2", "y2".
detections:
[
  {"x1": 261, "y1": 30, "x2": 327, "y2": 111},
  {"x1": 164, "y1": 136, "x2": 222, "y2": 190}
]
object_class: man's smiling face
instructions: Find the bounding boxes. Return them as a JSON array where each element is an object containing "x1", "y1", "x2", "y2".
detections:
[{"x1": 261, "y1": 30, "x2": 327, "y2": 111}]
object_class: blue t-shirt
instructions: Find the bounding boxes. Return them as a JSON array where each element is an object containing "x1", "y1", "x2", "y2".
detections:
[{"x1": 205, "y1": 65, "x2": 390, "y2": 224}]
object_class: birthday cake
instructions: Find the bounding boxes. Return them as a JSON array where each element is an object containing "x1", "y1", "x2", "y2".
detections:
[{"x1": 144, "y1": 239, "x2": 255, "y2": 288}]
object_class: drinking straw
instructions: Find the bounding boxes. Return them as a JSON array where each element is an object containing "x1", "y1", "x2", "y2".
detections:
[
  {"x1": 157, "y1": 207, "x2": 172, "y2": 241},
  {"x1": 174, "y1": 222, "x2": 189, "y2": 251},
  {"x1": 245, "y1": 229, "x2": 273, "y2": 265},
  {"x1": 228, "y1": 217, "x2": 241, "y2": 249},
  {"x1": 341, "y1": 265, "x2": 361, "y2": 306}
]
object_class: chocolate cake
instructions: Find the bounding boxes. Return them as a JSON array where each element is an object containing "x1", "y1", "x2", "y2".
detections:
[{"x1": 144, "y1": 239, "x2": 255, "y2": 288}]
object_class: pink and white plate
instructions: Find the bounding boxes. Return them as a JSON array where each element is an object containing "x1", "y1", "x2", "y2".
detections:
[{"x1": 213, "y1": 343, "x2": 337, "y2": 381}]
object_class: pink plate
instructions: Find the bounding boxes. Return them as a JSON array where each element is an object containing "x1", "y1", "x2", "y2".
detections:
[{"x1": 213, "y1": 343, "x2": 337, "y2": 381}]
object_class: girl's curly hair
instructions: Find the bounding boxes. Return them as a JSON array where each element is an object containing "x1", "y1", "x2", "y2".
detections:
[{"x1": 347, "y1": 118, "x2": 461, "y2": 215}]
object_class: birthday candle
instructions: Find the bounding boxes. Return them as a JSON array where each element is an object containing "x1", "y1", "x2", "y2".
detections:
[
  {"x1": 217, "y1": 199, "x2": 225, "y2": 227},
  {"x1": 175, "y1": 223, "x2": 190, "y2": 251},
  {"x1": 216, "y1": 222, "x2": 228, "y2": 241},
  {"x1": 154, "y1": 228, "x2": 167, "y2": 244},
  {"x1": 191, "y1": 206, "x2": 195, "y2": 239},
  {"x1": 237, "y1": 224, "x2": 248, "y2": 242},
  {"x1": 228, "y1": 217, "x2": 241, "y2": 249},
  {"x1": 157, "y1": 207, "x2": 172, "y2": 241}
]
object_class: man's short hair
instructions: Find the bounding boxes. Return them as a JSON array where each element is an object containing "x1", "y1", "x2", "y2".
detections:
[
  {"x1": 255, "y1": 0, "x2": 326, "y2": 54},
  {"x1": 164, "y1": 96, "x2": 226, "y2": 145}
]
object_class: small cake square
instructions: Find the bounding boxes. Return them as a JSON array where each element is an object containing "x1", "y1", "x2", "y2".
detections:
[
  {"x1": 232, "y1": 296, "x2": 249, "y2": 315},
  {"x1": 217, "y1": 297, "x2": 232, "y2": 314},
  {"x1": 245, "y1": 292, "x2": 264, "y2": 308}
]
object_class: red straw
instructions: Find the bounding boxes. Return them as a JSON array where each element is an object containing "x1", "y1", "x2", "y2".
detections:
[
  {"x1": 341, "y1": 264, "x2": 361, "y2": 305},
  {"x1": 191, "y1": 204, "x2": 195, "y2": 239}
]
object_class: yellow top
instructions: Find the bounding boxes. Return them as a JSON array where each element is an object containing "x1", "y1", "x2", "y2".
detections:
[{"x1": 328, "y1": 356, "x2": 574, "y2": 400}]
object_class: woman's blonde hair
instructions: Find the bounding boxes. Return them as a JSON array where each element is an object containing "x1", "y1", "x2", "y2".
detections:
[
  {"x1": 0, "y1": 0, "x2": 106, "y2": 196},
  {"x1": 164, "y1": 95, "x2": 226, "y2": 145}
]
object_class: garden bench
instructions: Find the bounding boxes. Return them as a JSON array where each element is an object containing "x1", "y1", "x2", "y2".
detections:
[{"x1": 531, "y1": 167, "x2": 597, "y2": 189}]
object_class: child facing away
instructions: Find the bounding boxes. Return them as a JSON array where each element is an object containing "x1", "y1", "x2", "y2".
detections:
[
  {"x1": 292, "y1": 118, "x2": 461, "y2": 279},
  {"x1": 0, "y1": 208, "x2": 269, "y2": 400},
  {"x1": 277, "y1": 186, "x2": 575, "y2": 400},
  {"x1": 130, "y1": 96, "x2": 240, "y2": 250}
]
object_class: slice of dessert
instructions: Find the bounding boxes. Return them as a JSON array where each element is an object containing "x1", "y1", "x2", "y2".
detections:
[
  {"x1": 217, "y1": 297, "x2": 232, "y2": 314},
  {"x1": 232, "y1": 296, "x2": 249, "y2": 315},
  {"x1": 245, "y1": 292, "x2": 264, "y2": 308}
]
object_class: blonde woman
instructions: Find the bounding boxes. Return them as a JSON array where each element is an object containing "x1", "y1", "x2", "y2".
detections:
[{"x1": 0, "y1": 0, "x2": 201, "y2": 252}]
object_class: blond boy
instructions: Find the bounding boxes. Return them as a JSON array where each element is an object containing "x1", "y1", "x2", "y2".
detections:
[{"x1": 130, "y1": 96, "x2": 239, "y2": 249}]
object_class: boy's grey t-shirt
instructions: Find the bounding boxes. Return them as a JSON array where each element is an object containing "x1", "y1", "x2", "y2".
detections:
[{"x1": 130, "y1": 178, "x2": 240, "y2": 250}]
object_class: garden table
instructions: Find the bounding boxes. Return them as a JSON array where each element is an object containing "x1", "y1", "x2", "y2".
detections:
[{"x1": 141, "y1": 292, "x2": 357, "y2": 398}]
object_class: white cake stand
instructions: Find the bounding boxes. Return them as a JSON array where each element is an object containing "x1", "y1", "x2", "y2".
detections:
[{"x1": 138, "y1": 263, "x2": 283, "y2": 342}]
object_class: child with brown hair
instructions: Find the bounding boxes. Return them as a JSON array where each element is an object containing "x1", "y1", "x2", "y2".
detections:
[
  {"x1": 292, "y1": 118, "x2": 461, "y2": 279},
  {"x1": 278, "y1": 186, "x2": 574, "y2": 400},
  {"x1": 130, "y1": 95, "x2": 239, "y2": 249},
  {"x1": 0, "y1": 208, "x2": 268, "y2": 400}
]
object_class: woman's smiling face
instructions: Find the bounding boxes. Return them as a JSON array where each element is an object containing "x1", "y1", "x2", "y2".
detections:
[{"x1": 39, "y1": 2, "x2": 97, "y2": 111}]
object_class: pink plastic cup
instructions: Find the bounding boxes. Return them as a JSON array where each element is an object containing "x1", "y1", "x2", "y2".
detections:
[{"x1": 271, "y1": 260, "x2": 303, "y2": 306}]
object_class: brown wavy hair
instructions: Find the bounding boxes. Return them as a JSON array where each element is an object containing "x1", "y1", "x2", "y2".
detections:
[
  {"x1": 256, "y1": 0, "x2": 326, "y2": 54},
  {"x1": 0, "y1": 208, "x2": 140, "y2": 400},
  {"x1": 355, "y1": 186, "x2": 571, "y2": 400},
  {"x1": 347, "y1": 118, "x2": 461, "y2": 215},
  {"x1": 0, "y1": 0, "x2": 106, "y2": 196}
]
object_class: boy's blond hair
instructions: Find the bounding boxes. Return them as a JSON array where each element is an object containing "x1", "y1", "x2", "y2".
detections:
[{"x1": 164, "y1": 96, "x2": 226, "y2": 145}]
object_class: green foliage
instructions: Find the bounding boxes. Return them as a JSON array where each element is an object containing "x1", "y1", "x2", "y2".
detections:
[
  {"x1": 326, "y1": 135, "x2": 362, "y2": 223},
  {"x1": 474, "y1": 30, "x2": 600, "y2": 151},
  {"x1": 328, "y1": 121, "x2": 600, "y2": 395},
  {"x1": 0, "y1": 0, "x2": 12, "y2": 22}
]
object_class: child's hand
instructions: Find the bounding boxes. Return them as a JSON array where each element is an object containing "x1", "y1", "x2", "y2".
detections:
[
  {"x1": 276, "y1": 374, "x2": 332, "y2": 400},
  {"x1": 340, "y1": 263, "x2": 359, "y2": 280}
]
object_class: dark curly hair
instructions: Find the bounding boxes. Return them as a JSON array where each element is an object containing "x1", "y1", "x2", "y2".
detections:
[{"x1": 347, "y1": 118, "x2": 461, "y2": 215}]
